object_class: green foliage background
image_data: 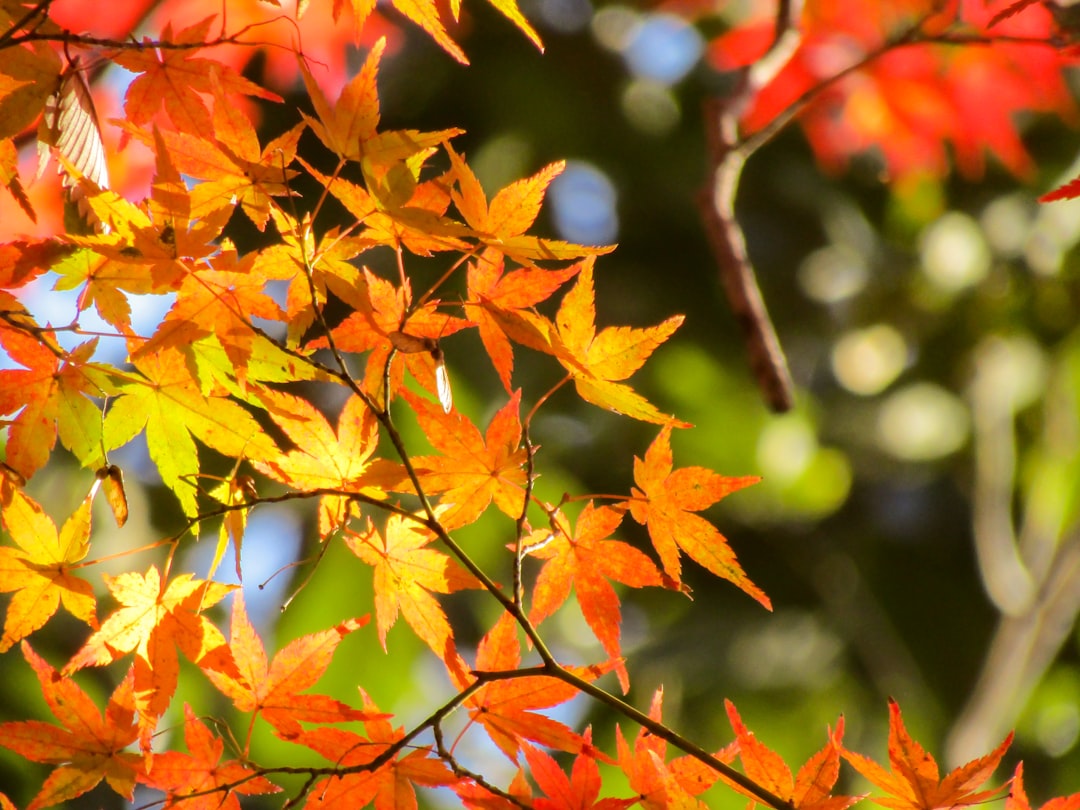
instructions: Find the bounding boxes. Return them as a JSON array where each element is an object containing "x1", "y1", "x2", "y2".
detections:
[{"x1": 2, "y1": 4, "x2": 1080, "y2": 808}]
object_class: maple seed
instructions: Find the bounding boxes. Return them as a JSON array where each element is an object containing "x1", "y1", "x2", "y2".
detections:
[
  {"x1": 389, "y1": 330, "x2": 438, "y2": 354},
  {"x1": 389, "y1": 331, "x2": 453, "y2": 412},
  {"x1": 432, "y1": 345, "x2": 453, "y2": 413}
]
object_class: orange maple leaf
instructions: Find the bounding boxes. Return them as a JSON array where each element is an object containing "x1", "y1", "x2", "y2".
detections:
[
  {"x1": 405, "y1": 388, "x2": 528, "y2": 529},
  {"x1": 553, "y1": 258, "x2": 686, "y2": 425},
  {"x1": 841, "y1": 699, "x2": 1013, "y2": 810},
  {"x1": 448, "y1": 146, "x2": 614, "y2": 265},
  {"x1": 1006, "y1": 762, "x2": 1080, "y2": 810},
  {"x1": 0, "y1": 328, "x2": 110, "y2": 479},
  {"x1": 626, "y1": 423, "x2": 768, "y2": 605},
  {"x1": 0, "y1": 477, "x2": 96, "y2": 651},
  {"x1": 131, "y1": 254, "x2": 285, "y2": 389},
  {"x1": 254, "y1": 389, "x2": 401, "y2": 536},
  {"x1": 140, "y1": 703, "x2": 281, "y2": 809},
  {"x1": 121, "y1": 82, "x2": 303, "y2": 230},
  {"x1": 113, "y1": 18, "x2": 281, "y2": 136},
  {"x1": 726, "y1": 699, "x2": 859, "y2": 810},
  {"x1": 453, "y1": 611, "x2": 602, "y2": 761},
  {"x1": 291, "y1": 693, "x2": 458, "y2": 810},
  {"x1": 58, "y1": 125, "x2": 235, "y2": 333},
  {"x1": 0, "y1": 643, "x2": 143, "y2": 810},
  {"x1": 526, "y1": 502, "x2": 663, "y2": 693},
  {"x1": 299, "y1": 38, "x2": 460, "y2": 169},
  {"x1": 65, "y1": 564, "x2": 237, "y2": 750},
  {"x1": 617, "y1": 688, "x2": 735, "y2": 810},
  {"x1": 321, "y1": 268, "x2": 470, "y2": 407},
  {"x1": 343, "y1": 513, "x2": 482, "y2": 664},
  {"x1": 256, "y1": 205, "x2": 374, "y2": 348},
  {"x1": 203, "y1": 594, "x2": 374, "y2": 745},
  {"x1": 523, "y1": 731, "x2": 636, "y2": 810},
  {"x1": 304, "y1": 157, "x2": 471, "y2": 256},
  {"x1": 466, "y1": 249, "x2": 580, "y2": 392}
]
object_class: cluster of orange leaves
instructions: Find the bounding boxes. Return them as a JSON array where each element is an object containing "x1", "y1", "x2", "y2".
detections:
[{"x1": 0, "y1": 0, "x2": 1076, "y2": 808}]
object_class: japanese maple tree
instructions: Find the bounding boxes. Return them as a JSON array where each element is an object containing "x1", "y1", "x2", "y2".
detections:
[{"x1": 1, "y1": 0, "x2": 1078, "y2": 809}]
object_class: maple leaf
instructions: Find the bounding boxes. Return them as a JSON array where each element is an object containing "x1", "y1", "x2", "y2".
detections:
[
  {"x1": 57, "y1": 128, "x2": 232, "y2": 335},
  {"x1": 321, "y1": 268, "x2": 470, "y2": 407},
  {"x1": 256, "y1": 205, "x2": 375, "y2": 348},
  {"x1": 102, "y1": 345, "x2": 280, "y2": 517},
  {"x1": 1006, "y1": 762, "x2": 1080, "y2": 810},
  {"x1": 467, "y1": 248, "x2": 580, "y2": 392},
  {"x1": 709, "y1": 0, "x2": 1074, "y2": 182},
  {"x1": 0, "y1": 239, "x2": 66, "y2": 294},
  {"x1": 405, "y1": 388, "x2": 528, "y2": 529},
  {"x1": 726, "y1": 699, "x2": 859, "y2": 810},
  {"x1": 550, "y1": 258, "x2": 687, "y2": 425},
  {"x1": 626, "y1": 423, "x2": 768, "y2": 605},
  {"x1": 0, "y1": 477, "x2": 96, "y2": 651},
  {"x1": 455, "y1": 769, "x2": 534, "y2": 810},
  {"x1": 64, "y1": 564, "x2": 238, "y2": 750},
  {"x1": 359, "y1": 689, "x2": 460, "y2": 810},
  {"x1": 203, "y1": 594, "x2": 374, "y2": 744},
  {"x1": 0, "y1": 41, "x2": 61, "y2": 141},
  {"x1": 121, "y1": 82, "x2": 303, "y2": 230},
  {"x1": 253, "y1": 389, "x2": 401, "y2": 536},
  {"x1": 303, "y1": 158, "x2": 471, "y2": 256},
  {"x1": 298, "y1": 39, "x2": 461, "y2": 168},
  {"x1": 453, "y1": 611, "x2": 604, "y2": 761},
  {"x1": 617, "y1": 688, "x2": 735, "y2": 810},
  {"x1": 140, "y1": 703, "x2": 281, "y2": 809},
  {"x1": 343, "y1": 513, "x2": 481, "y2": 665},
  {"x1": 0, "y1": 327, "x2": 111, "y2": 479},
  {"x1": 448, "y1": 146, "x2": 614, "y2": 265},
  {"x1": 526, "y1": 502, "x2": 663, "y2": 693},
  {"x1": 523, "y1": 731, "x2": 636, "y2": 810},
  {"x1": 0, "y1": 643, "x2": 143, "y2": 810},
  {"x1": 131, "y1": 251, "x2": 286, "y2": 390},
  {"x1": 841, "y1": 699, "x2": 1012, "y2": 810},
  {"x1": 113, "y1": 18, "x2": 281, "y2": 137},
  {"x1": 294, "y1": 697, "x2": 458, "y2": 810}
]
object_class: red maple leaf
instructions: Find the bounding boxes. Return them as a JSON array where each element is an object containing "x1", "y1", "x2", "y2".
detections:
[
  {"x1": 1006, "y1": 762, "x2": 1080, "y2": 810},
  {"x1": 707, "y1": 0, "x2": 1074, "y2": 182}
]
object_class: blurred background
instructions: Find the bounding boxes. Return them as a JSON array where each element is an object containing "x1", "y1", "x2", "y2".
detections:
[{"x1": 2, "y1": 0, "x2": 1080, "y2": 807}]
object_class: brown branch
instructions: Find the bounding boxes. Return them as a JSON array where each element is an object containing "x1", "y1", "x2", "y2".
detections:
[
  {"x1": 703, "y1": 3, "x2": 1065, "y2": 413},
  {"x1": 699, "y1": 1, "x2": 803, "y2": 413}
]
